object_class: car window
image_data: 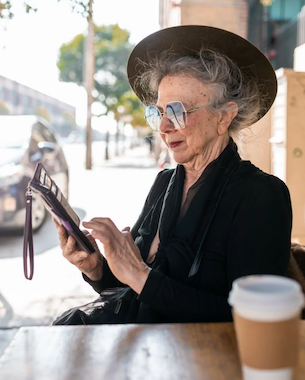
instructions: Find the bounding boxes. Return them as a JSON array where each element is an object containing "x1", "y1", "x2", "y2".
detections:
[
  {"x1": 28, "y1": 127, "x2": 43, "y2": 161},
  {"x1": 35, "y1": 122, "x2": 57, "y2": 143},
  {"x1": 29, "y1": 122, "x2": 58, "y2": 162}
]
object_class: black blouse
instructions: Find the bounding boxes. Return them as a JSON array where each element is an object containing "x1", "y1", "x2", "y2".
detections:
[{"x1": 84, "y1": 138, "x2": 292, "y2": 323}]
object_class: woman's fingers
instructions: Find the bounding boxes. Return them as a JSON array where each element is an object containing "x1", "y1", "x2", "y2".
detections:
[
  {"x1": 82, "y1": 219, "x2": 134, "y2": 254},
  {"x1": 83, "y1": 218, "x2": 117, "y2": 245},
  {"x1": 62, "y1": 233, "x2": 102, "y2": 274},
  {"x1": 57, "y1": 224, "x2": 68, "y2": 250},
  {"x1": 82, "y1": 218, "x2": 149, "y2": 289},
  {"x1": 53, "y1": 220, "x2": 103, "y2": 281},
  {"x1": 52, "y1": 216, "x2": 60, "y2": 228},
  {"x1": 56, "y1": 224, "x2": 89, "y2": 262}
]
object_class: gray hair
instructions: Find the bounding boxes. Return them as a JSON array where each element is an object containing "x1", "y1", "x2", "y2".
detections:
[{"x1": 137, "y1": 48, "x2": 266, "y2": 132}]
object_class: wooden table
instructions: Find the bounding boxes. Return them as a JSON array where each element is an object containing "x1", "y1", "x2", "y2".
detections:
[{"x1": 0, "y1": 322, "x2": 304, "y2": 380}]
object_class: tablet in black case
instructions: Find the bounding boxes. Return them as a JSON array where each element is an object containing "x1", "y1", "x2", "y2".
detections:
[{"x1": 29, "y1": 162, "x2": 95, "y2": 254}]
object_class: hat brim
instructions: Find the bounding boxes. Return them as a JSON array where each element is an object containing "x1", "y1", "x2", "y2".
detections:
[{"x1": 127, "y1": 25, "x2": 277, "y2": 123}]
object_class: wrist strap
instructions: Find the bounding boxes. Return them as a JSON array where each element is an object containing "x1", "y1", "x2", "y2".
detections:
[{"x1": 23, "y1": 186, "x2": 34, "y2": 280}]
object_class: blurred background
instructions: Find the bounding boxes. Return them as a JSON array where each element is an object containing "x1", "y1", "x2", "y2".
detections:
[{"x1": 0, "y1": 0, "x2": 305, "y2": 335}]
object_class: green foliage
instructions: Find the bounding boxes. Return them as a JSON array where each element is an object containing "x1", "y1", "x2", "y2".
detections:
[
  {"x1": 94, "y1": 24, "x2": 133, "y2": 108},
  {"x1": 57, "y1": 23, "x2": 144, "y2": 126},
  {"x1": 0, "y1": 1, "x2": 12, "y2": 18},
  {"x1": 0, "y1": 0, "x2": 37, "y2": 19},
  {"x1": 57, "y1": 34, "x2": 85, "y2": 84},
  {"x1": 0, "y1": 1, "x2": 89, "y2": 19},
  {"x1": 57, "y1": 0, "x2": 90, "y2": 18},
  {"x1": 117, "y1": 91, "x2": 146, "y2": 128}
]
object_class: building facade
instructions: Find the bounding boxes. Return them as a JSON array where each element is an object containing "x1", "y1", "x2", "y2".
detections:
[
  {"x1": 158, "y1": 0, "x2": 305, "y2": 243},
  {"x1": 248, "y1": 0, "x2": 305, "y2": 70},
  {"x1": 0, "y1": 74, "x2": 76, "y2": 137},
  {"x1": 159, "y1": 0, "x2": 249, "y2": 38},
  {"x1": 159, "y1": 0, "x2": 305, "y2": 70}
]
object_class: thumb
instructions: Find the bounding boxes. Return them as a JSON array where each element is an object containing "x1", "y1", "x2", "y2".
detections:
[
  {"x1": 82, "y1": 229, "x2": 100, "y2": 253},
  {"x1": 122, "y1": 226, "x2": 131, "y2": 233}
]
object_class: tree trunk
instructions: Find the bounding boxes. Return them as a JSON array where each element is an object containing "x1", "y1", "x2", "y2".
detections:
[
  {"x1": 121, "y1": 124, "x2": 125, "y2": 155},
  {"x1": 105, "y1": 130, "x2": 109, "y2": 160},
  {"x1": 115, "y1": 120, "x2": 120, "y2": 156},
  {"x1": 84, "y1": 0, "x2": 94, "y2": 169}
]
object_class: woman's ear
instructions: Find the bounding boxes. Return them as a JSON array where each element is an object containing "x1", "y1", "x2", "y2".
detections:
[{"x1": 217, "y1": 102, "x2": 238, "y2": 135}]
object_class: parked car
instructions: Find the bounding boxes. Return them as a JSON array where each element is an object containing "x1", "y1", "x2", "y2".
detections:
[{"x1": 0, "y1": 115, "x2": 69, "y2": 232}]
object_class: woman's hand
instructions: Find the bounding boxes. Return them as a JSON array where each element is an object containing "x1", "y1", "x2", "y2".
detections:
[
  {"x1": 53, "y1": 218, "x2": 103, "y2": 282},
  {"x1": 82, "y1": 218, "x2": 151, "y2": 294}
]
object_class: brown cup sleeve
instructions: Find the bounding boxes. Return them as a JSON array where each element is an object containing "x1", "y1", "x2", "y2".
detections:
[{"x1": 233, "y1": 311, "x2": 301, "y2": 370}]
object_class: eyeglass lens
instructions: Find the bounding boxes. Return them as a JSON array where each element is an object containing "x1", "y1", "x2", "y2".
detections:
[
  {"x1": 166, "y1": 103, "x2": 185, "y2": 130},
  {"x1": 145, "y1": 102, "x2": 186, "y2": 131},
  {"x1": 145, "y1": 106, "x2": 161, "y2": 131}
]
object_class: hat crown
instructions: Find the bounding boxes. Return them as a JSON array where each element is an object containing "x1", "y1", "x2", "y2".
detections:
[{"x1": 127, "y1": 25, "x2": 277, "y2": 125}]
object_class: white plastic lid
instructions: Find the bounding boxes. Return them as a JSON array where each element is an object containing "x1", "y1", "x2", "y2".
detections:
[{"x1": 228, "y1": 275, "x2": 305, "y2": 314}]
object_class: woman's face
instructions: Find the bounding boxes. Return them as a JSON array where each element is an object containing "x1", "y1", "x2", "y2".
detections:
[{"x1": 157, "y1": 75, "x2": 229, "y2": 170}]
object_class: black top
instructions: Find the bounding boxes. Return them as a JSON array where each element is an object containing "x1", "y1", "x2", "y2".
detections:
[{"x1": 84, "y1": 139, "x2": 292, "y2": 323}]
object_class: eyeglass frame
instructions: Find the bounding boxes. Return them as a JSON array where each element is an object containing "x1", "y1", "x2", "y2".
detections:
[{"x1": 144, "y1": 100, "x2": 215, "y2": 132}]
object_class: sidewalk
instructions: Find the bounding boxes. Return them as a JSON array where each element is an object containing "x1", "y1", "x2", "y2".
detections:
[{"x1": 0, "y1": 143, "x2": 161, "y2": 335}]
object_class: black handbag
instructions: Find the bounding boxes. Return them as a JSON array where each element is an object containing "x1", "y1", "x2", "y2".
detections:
[{"x1": 52, "y1": 287, "x2": 137, "y2": 325}]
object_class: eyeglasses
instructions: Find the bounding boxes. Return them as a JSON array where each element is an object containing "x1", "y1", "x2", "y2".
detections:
[{"x1": 144, "y1": 101, "x2": 214, "y2": 132}]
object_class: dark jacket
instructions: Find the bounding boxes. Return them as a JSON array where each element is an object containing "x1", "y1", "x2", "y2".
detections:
[{"x1": 84, "y1": 139, "x2": 292, "y2": 323}]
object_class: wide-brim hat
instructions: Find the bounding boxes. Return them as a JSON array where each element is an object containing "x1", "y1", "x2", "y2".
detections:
[{"x1": 127, "y1": 25, "x2": 277, "y2": 123}]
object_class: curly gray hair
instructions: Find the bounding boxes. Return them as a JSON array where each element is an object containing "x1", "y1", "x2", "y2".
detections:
[{"x1": 137, "y1": 48, "x2": 267, "y2": 132}]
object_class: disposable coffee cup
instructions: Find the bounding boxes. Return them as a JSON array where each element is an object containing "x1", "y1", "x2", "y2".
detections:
[{"x1": 228, "y1": 275, "x2": 305, "y2": 380}]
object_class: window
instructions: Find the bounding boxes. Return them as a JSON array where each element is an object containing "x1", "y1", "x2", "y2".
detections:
[{"x1": 270, "y1": 0, "x2": 305, "y2": 21}]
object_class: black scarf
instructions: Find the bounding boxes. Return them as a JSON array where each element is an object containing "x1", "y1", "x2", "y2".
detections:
[{"x1": 152, "y1": 138, "x2": 241, "y2": 280}]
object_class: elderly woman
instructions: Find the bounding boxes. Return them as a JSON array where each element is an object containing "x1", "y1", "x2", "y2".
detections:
[{"x1": 54, "y1": 26, "x2": 292, "y2": 324}]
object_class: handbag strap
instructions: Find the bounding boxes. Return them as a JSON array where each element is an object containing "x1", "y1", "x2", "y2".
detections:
[
  {"x1": 188, "y1": 160, "x2": 241, "y2": 277},
  {"x1": 23, "y1": 185, "x2": 34, "y2": 280}
]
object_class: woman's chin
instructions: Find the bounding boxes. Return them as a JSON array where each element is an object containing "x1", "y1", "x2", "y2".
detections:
[{"x1": 172, "y1": 152, "x2": 187, "y2": 165}]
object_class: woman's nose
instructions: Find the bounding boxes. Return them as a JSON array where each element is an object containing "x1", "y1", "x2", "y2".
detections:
[{"x1": 159, "y1": 114, "x2": 175, "y2": 134}]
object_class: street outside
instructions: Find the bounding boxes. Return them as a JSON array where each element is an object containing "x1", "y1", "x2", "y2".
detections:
[{"x1": 0, "y1": 140, "x2": 160, "y2": 331}]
